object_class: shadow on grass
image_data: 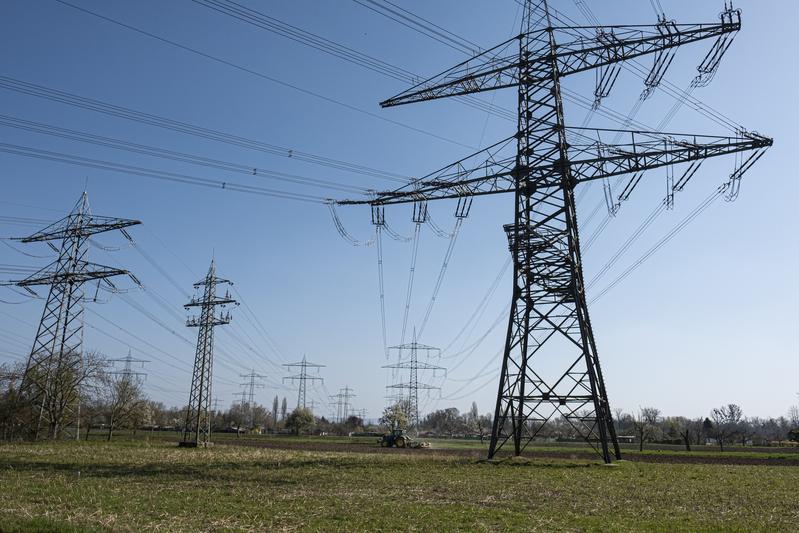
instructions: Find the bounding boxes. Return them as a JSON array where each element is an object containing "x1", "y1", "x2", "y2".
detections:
[{"x1": 475, "y1": 456, "x2": 601, "y2": 470}]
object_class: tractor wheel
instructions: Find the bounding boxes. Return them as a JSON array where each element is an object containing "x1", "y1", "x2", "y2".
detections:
[
  {"x1": 395, "y1": 436, "x2": 406, "y2": 448},
  {"x1": 380, "y1": 439, "x2": 388, "y2": 447}
]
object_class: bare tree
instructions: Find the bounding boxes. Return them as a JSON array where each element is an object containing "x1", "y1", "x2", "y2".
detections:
[
  {"x1": 676, "y1": 417, "x2": 704, "y2": 452},
  {"x1": 710, "y1": 403, "x2": 743, "y2": 452},
  {"x1": 103, "y1": 372, "x2": 146, "y2": 441},
  {"x1": 23, "y1": 351, "x2": 107, "y2": 440},
  {"x1": 788, "y1": 403, "x2": 799, "y2": 428},
  {"x1": 632, "y1": 407, "x2": 661, "y2": 452},
  {"x1": 0, "y1": 362, "x2": 24, "y2": 440}
]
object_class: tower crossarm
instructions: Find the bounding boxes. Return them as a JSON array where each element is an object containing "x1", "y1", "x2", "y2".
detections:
[
  {"x1": 338, "y1": 130, "x2": 771, "y2": 206},
  {"x1": 550, "y1": 18, "x2": 739, "y2": 83},
  {"x1": 16, "y1": 216, "x2": 141, "y2": 243},
  {"x1": 382, "y1": 361, "x2": 445, "y2": 371},
  {"x1": 381, "y1": 13, "x2": 740, "y2": 108},
  {"x1": 386, "y1": 382, "x2": 440, "y2": 391},
  {"x1": 12, "y1": 261, "x2": 130, "y2": 287},
  {"x1": 568, "y1": 129, "x2": 772, "y2": 184},
  {"x1": 184, "y1": 296, "x2": 237, "y2": 307}
]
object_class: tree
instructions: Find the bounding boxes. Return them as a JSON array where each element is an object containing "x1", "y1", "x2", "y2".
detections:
[
  {"x1": 3, "y1": 351, "x2": 108, "y2": 440},
  {"x1": 788, "y1": 404, "x2": 799, "y2": 427},
  {"x1": 675, "y1": 417, "x2": 703, "y2": 452},
  {"x1": 475, "y1": 414, "x2": 492, "y2": 443},
  {"x1": 0, "y1": 362, "x2": 24, "y2": 440},
  {"x1": 632, "y1": 407, "x2": 661, "y2": 452},
  {"x1": 613, "y1": 410, "x2": 635, "y2": 437},
  {"x1": 103, "y1": 373, "x2": 146, "y2": 441},
  {"x1": 710, "y1": 404, "x2": 743, "y2": 452},
  {"x1": 380, "y1": 401, "x2": 409, "y2": 431},
  {"x1": 466, "y1": 402, "x2": 490, "y2": 443},
  {"x1": 467, "y1": 402, "x2": 479, "y2": 425},
  {"x1": 285, "y1": 407, "x2": 314, "y2": 435},
  {"x1": 281, "y1": 397, "x2": 288, "y2": 422},
  {"x1": 272, "y1": 395, "x2": 279, "y2": 429},
  {"x1": 343, "y1": 415, "x2": 364, "y2": 433}
]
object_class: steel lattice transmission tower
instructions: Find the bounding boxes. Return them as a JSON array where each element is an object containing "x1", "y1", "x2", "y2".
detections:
[
  {"x1": 282, "y1": 355, "x2": 324, "y2": 411},
  {"x1": 8, "y1": 193, "x2": 140, "y2": 439},
  {"x1": 240, "y1": 370, "x2": 266, "y2": 428},
  {"x1": 329, "y1": 386, "x2": 356, "y2": 423},
  {"x1": 179, "y1": 259, "x2": 236, "y2": 448},
  {"x1": 108, "y1": 350, "x2": 149, "y2": 383},
  {"x1": 340, "y1": 1, "x2": 772, "y2": 462},
  {"x1": 383, "y1": 333, "x2": 445, "y2": 431}
]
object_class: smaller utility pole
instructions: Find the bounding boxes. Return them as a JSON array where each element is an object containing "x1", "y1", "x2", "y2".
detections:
[{"x1": 282, "y1": 355, "x2": 324, "y2": 410}]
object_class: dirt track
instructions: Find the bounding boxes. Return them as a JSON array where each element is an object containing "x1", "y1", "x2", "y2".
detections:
[{"x1": 219, "y1": 438, "x2": 799, "y2": 467}]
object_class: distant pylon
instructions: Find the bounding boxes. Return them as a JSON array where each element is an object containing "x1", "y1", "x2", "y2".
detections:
[
  {"x1": 179, "y1": 259, "x2": 237, "y2": 448},
  {"x1": 239, "y1": 370, "x2": 266, "y2": 428},
  {"x1": 329, "y1": 386, "x2": 356, "y2": 423},
  {"x1": 108, "y1": 350, "x2": 149, "y2": 383},
  {"x1": 282, "y1": 355, "x2": 324, "y2": 410},
  {"x1": 6, "y1": 192, "x2": 140, "y2": 440},
  {"x1": 383, "y1": 330, "x2": 445, "y2": 431}
]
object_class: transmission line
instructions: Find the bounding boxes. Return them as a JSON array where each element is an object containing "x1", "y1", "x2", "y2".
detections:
[
  {"x1": 49, "y1": 1, "x2": 476, "y2": 150},
  {"x1": 190, "y1": 0, "x2": 515, "y2": 122},
  {"x1": 352, "y1": 0, "x2": 482, "y2": 56},
  {"x1": 0, "y1": 113, "x2": 370, "y2": 194},
  {"x1": 0, "y1": 76, "x2": 404, "y2": 183},
  {"x1": 0, "y1": 142, "x2": 330, "y2": 204}
]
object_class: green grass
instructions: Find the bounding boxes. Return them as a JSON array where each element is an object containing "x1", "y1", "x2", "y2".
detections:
[{"x1": 1, "y1": 438, "x2": 797, "y2": 531}]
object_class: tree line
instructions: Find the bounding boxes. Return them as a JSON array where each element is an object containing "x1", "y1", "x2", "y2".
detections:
[{"x1": 1, "y1": 355, "x2": 797, "y2": 449}]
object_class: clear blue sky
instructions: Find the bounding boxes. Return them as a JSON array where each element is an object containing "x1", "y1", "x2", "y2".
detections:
[{"x1": 0, "y1": 0, "x2": 795, "y2": 422}]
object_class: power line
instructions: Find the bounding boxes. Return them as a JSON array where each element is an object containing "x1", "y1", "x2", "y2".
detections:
[
  {"x1": 352, "y1": 0, "x2": 482, "y2": 56},
  {"x1": 0, "y1": 113, "x2": 370, "y2": 194},
  {"x1": 190, "y1": 0, "x2": 515, "y2": 122},
  {"x1": 0, "y1": 75, "x2": 404, "y2": 183},
  {"x1": 0, "y1": 141, "x2": 329, "y2": 204},
  {"x1": 49, "y1": 1, "x2": 476, "y2": 150}
]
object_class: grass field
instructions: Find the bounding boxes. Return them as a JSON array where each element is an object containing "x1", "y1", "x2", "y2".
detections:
[{"x1": 1, "y1": 436, "x2": 798, "y2": 532}]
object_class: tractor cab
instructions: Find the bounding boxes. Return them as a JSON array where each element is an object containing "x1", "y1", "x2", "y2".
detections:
[{"x1": 378, "y1": 428, "x2": 409, "y2": 448}]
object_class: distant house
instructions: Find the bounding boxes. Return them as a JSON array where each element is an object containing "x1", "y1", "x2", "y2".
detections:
[{"x1": 617, "y1": 435, "x2": 636, "y2": 444}]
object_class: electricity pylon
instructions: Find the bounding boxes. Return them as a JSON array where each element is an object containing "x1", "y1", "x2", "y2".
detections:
[
  {"x1": 340, "y1": 1, "x2": 771, "y2": 463},
  {"x1": 108, "y1": 350, "x2": 149, "y2": 383},
  {"x1": 179, "y1": 259, "x2": 236, "y2": 448},
  {"x1": 383, "y1": 333, "x2": 445, "y2": 432},
  {"x1": 282, "y1": 355, "x2": 324, "y2": 410},
  {"x1": 329, "y1": 386, "x2": 356, "y2": 423},
  {"x1": 240, "y1": 370, "x2": 266, "y2": 428},
  {"x1": 7, "y1": 192, "x2": 139, "y2": 439}
]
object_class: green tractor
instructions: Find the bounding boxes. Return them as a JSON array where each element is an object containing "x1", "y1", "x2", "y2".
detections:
[{"x1": 378, "y1": 429, "x2": 429, "y2": 449}]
